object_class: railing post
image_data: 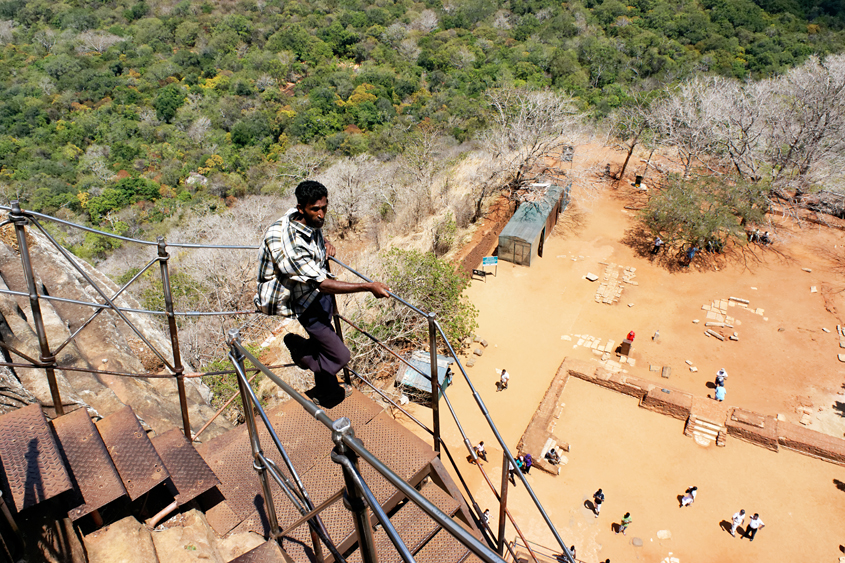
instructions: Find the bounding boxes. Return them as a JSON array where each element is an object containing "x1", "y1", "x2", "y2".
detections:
[
  {"x1": 157, "y1": 237, "x2": 191, "y2": 438},
  {"x1": 497, "y1": 453, "x2": 511, "y2": 555},
  {"x1": 427, "y1": 313, "x2": 441, "y2": 454},
  {"x1": 332, "y1": 417, "x2": 378, "y2": 563},
  {"x1": 9, "y1": 202, "x2": 63, "y2": 416},
  {"x1": 227, "y1": 329, "x2": 281, "y2": 539}
]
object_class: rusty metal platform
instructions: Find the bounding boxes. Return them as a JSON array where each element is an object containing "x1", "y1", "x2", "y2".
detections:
[
  {"x1": 96, "y1": 406, "x2": 169, "y2": 500},
  {"x1": 152, "y1": 428, "x2": 219, "y2": 506},
  {"x1": 227, "y1": 540, "x2": 287, "y2": 563},
  {"x1": 51, "y1": 408, "x2": 125, "y2": 520},
  {"x1": 0, "y1": 404, "x2": 73, "y2": 512}
]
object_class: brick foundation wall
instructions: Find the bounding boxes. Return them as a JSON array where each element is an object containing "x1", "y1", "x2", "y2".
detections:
[
  {"x1": 726, "y1": 408, "x2": 779, "y2": 452},
  {"x1": 640, "y1": 387, "x2": 693, "y2": 421},
  {"x1": 778, "y1": 421, "x2": 845, "y2": 465}
]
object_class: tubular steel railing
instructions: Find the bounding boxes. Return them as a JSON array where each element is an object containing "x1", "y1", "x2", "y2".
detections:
[{"x1": 0, "y1": 202, "x2": 574, "y2": 563}]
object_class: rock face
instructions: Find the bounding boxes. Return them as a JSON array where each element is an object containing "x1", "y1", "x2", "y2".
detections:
[
  {"x1": 0, "y1": 223, "x2": 230, "y2": 437},
  {"x1": 85, "y1": 516, "x2": 158, "y2": 563}
]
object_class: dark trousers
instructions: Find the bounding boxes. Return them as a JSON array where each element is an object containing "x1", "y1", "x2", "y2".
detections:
[
  {"x1": 745, "y1": 526, "x2": 759, "y2": 540},
  {"x1": 297, "y1": 293, "x2": 350, "y2": 391}
]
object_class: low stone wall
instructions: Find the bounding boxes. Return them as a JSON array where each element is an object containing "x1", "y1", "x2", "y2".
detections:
[
  {"x1": 726, "y1": 408, "x2": 779, "y2": 452},
  {"x1": 525, "y1": 358, "x2": 845, "y2": 470},
  {"x1": 641, "y1": 386, "x2": 693, "y2": 421},
  {"x1": 778, "y1": 420, "x2": 845, "y2": 465},
  {"x1": 569, "y1": 366, "x2": 649, "y2": 400},
  {"x1": 517, "y1": 359, "x2": 574, "y2": 476}
]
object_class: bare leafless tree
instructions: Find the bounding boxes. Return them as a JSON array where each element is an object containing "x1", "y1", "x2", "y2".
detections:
[
  {"x1": 608, "y1": 91, "x2": 657, "y2": 182},
  {"x1": 649, "y1": 77, "x2": 722, "y2": 178},
  {"x1": 76, "y1": 30, "x2": 124, "y2": 54},
  {"x1": 316, "y1": 155, "x2": 379, "y2": 233},
  {"x1": 477, "y1": 86, "x2": 582, "y2": 218},
  {"x1": 763, "y1": 54, "x2": 845, "y2": 195},
  {"x1": 275, "y1": 144, "x2": 328, "y2": 182}
]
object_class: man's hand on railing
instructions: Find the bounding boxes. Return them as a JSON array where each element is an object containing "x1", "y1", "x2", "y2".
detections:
[{"x1": 368, "y1": 281, "x2": 391, "y2": 299}]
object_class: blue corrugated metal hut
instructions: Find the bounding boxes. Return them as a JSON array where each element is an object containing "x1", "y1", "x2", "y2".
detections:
[
  {"x1": 497, "y1": 182, "x2": 571, "y2": 266},
  {"x1": 395, "y1": 351, "x2": 453, "y2": 403}
]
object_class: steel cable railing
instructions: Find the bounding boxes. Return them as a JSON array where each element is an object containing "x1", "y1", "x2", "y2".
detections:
[
  {"x1": 329, "y1": 255, "x2": 575, "y2": 563},
  {"x1": 0, "y1": 203, "x2": 571, "y2": 562}
]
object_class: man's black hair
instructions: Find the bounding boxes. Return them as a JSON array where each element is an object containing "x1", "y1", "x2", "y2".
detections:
[{"x1": 295, "y1": 180, "x2": 328, "y2": 206}]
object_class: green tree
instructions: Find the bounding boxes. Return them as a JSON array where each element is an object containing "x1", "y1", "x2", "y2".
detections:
[{"x1": 154, "y1": 84, "x2": 186, "y2": 123}]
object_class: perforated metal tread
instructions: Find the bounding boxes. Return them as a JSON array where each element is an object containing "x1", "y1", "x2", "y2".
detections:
[
  {"x1": 353, "y1": 410, "x2": 438, "y2": 505},
  {"x1": 152, "y1": 428, "x2": 220, "y2": 506},
  {"x1": 413, "y1": 528, "x2": 471, "y2": 563},
  {"x1": 51, "y1": 408, "x2": 126, "y2": 520},
  {"x1": 96, "y1": 406, "x2": 169, "y2": 501},
  {"x1": 345, "y1": 481, "x2": 462, "y2": 563},
  {"x1": 0, "y1": 404, "x2": 72, "y2": 511},
  {"x1": 201, "y1": 388, "x2": 384, "y2": 536},
  {"x1": 227, "y1": 540, "x2": 286, "y2": 563}
]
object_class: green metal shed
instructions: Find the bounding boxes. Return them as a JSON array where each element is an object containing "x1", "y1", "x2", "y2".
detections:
[{"x1": 497, "y1": 182, "x2": 571, "y2": 266}]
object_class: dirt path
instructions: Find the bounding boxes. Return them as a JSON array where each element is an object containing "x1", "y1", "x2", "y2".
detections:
[{"x1": 397, "y1": 144, "x2": 845, "y2": 562}]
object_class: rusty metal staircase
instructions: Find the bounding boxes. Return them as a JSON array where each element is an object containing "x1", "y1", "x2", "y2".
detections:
[
  {"x1": 0, "y1": 391, "x2": 485, "y2": 563},
  {"x1": 0, "y1": 404, "x2": 219, "y2": 525}
]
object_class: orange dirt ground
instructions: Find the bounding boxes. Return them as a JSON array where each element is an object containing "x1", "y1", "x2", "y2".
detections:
[{"x1": 395, "y1": 144, "x2": 845, "y2": 563}]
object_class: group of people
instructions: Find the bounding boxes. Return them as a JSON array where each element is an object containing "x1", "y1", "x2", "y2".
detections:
[{"x1": 589, "y1": 484, "x2": 767, "y2": 544}]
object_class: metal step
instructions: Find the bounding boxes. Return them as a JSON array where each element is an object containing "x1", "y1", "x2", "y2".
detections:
[
  {"x1": 227, "y1": 540, "x2": 287, "y2": 563},
  {"x1": 152, "y1": 428, "x2": 219, "y2": 506},
  {"x1": 346, "y1": 481, "x2": 462, "y2": 563},
  {"x1": 202, "y1": 389, "x2": 385, "y2": 536},
  {"x1": 0, "y1": 404, "x2": 72, "y2": 511},
  {"x1": 51, "y1": 407, "x2": 126, "y2": 520},
  {"x1": 413, "y1": 527, "x2": 471, "y2": 563},
  {"x1": 96, "y1": 406, "x2": 169, "y2": 500}
]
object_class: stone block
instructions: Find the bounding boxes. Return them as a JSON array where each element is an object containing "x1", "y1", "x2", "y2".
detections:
[
  {"x1": 85, "y1": 516, "x2": 158, "y2": 563},
  {"x1": 473, "y1": 348, "x2": 484, "y2": 356},
  {"x1": 640, "y1": 387, "x2": 692, "y2": 420},
  {"x1": 479, "y1": 339, "x2": 488, "y2": 347},
  {"x1": 727, "y1": 409, "x2": 779, "y2": 452}
]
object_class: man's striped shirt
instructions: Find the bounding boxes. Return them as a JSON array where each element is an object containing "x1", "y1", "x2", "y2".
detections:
[{"x1": 254, "y1": 207, "x2": 333, "y2": 317}]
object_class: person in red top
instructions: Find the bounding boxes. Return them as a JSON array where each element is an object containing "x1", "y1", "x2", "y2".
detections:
[{"x1": 627, "y1": 331, "x2": 635, "y2": 341}]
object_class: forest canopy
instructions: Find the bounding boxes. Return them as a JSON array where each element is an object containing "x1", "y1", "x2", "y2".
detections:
[{"x1": 0, "y1": 0, "x2": 844, "y2": 237}]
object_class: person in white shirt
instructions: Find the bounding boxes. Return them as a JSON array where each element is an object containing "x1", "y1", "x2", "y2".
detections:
[
  {"x1": 474, "y1": 441, "x2": 487, "y2": 463},
  {"x1": 499, "y1": 369, "x2": 510, "y2": 391},
  {"x1": 680, "y1": 486, "x2": 697, "y2": 507},
  {"x1": 744, "y1": 513, "x2": 765, "y2": 541},
  {"x1": 730, "y1": 509, "x2": 746, "y2": 537}
]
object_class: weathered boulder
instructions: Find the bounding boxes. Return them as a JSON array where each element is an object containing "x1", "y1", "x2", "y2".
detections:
[
  {"x1": 151, "y1": 510, "x2": 224, "y2": 563},
  {"x1": 85, "y1": 516, "x2": 158, "y2": 563}
]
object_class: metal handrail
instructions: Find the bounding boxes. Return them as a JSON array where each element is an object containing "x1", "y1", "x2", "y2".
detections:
[
  {"x1": 327, "y1": 255, "x2": 573, "y2": 563},
  {"x1": 227, "y1": 334, "x2": 506, "y2": 563}
]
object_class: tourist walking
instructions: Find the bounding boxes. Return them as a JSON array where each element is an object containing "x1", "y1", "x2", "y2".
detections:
[
  {"x1": 715, "y1": 368, "x2": 728, "y2": 387},
  {"x1": 731, "y1": 509, "x2": 746, "y2": 537},
  {"x1": 593, "y1": 489, "x2": 605, "y2": 518},
  {"x1": 744, "y1": 513, "x2": 765, "y2": 541},
  {"x1": 715, "y1": 385, "x2": 726, "y2": 402},
  {"x1": 522, "y1": 453, "x2": 533, "y2": 474},
  {"x1": 499, "y1": 369, "x2": 510, "y2": 391},
  {"x1": 474, "y1": 441, "x2": 487, "y2": 463},
  {"x1": 616, "y1": 512, "x2": 632, "y2": 535},
  {"x1": 680, "y1": 486, "x2": 697, "y2": 507}
]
